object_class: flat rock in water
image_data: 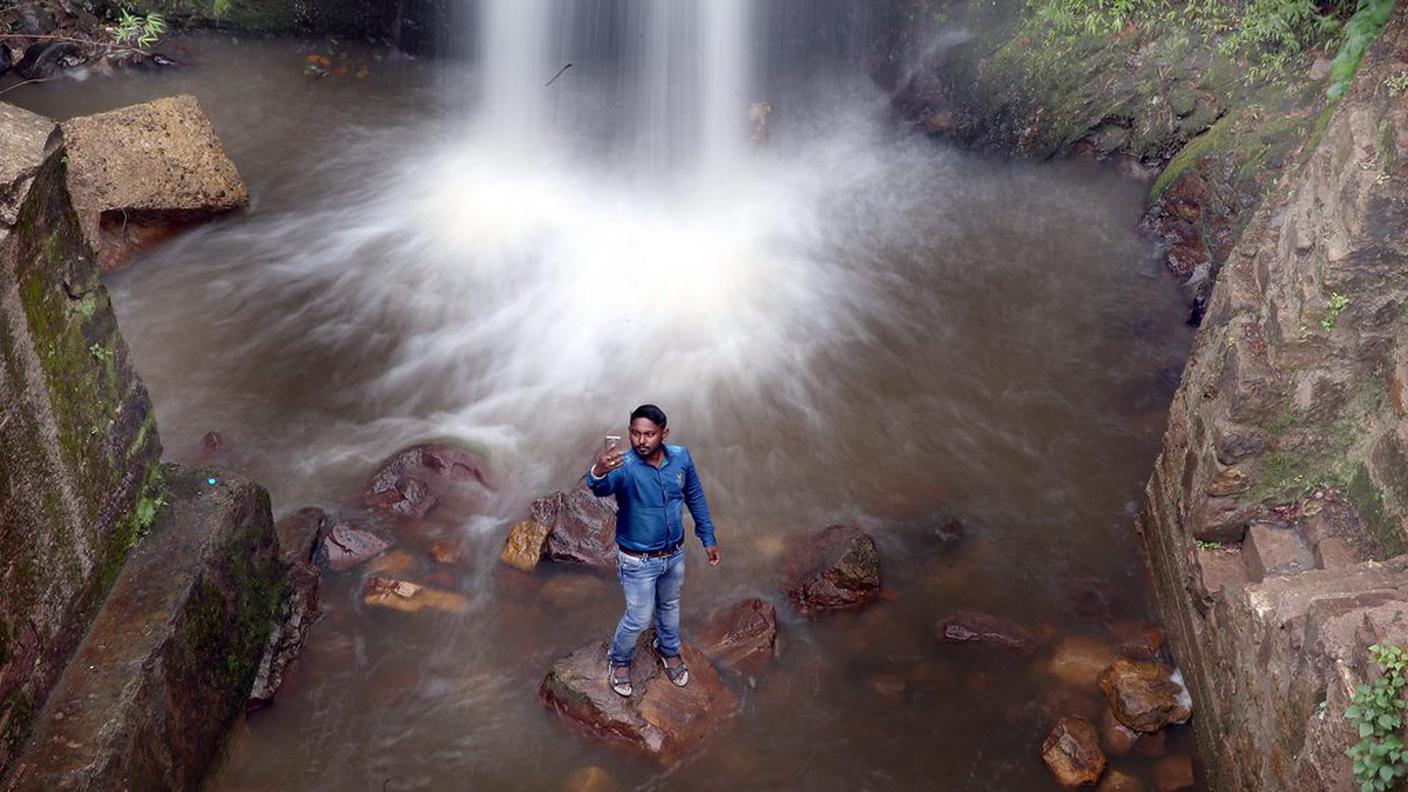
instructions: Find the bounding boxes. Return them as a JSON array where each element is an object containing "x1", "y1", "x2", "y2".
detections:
[
  {"x1": 693, "y1": 597, "x2": 778, "y2": 676},
  {"x1": 362, "y1": 575, "x2": 467, "y2": 614},
  {"x1": 935, "y1": 610, "x2": 1038, "y2": 652},
  {"x1": 539, "y1": 633, "x2": 736, "y2": 762},
  {"x1": 57, "y1": 94, "x2": 249, "y2": 270},
  {"x1": 1040, "y1": 715, "x2": 1106, "y2": 788},
  {"x1": 318, "y1": 521, "x2": 393, "y2": 571},
  {"x1": 781, "y1": 524, "x2": 881, "y2": 616},
  {"x1": 501, "y1": 519, "x2": 551, "y2": 572},
  {"x1": 532, "y1": 486, "x2": 619, "y2": 569},
  {"x1": 1099, "y1": 658, "x2": 1193, "y2": 733}
]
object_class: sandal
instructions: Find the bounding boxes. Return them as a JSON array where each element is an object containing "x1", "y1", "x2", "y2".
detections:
[
  {"x1": 608, "y1": 662, "x2": 632, "y2": 697},
  {"x1": 652, "y1": 637, "x2": 689, "y2": 688}
]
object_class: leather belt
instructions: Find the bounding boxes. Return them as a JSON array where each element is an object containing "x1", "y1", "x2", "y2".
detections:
[{"x1": 619, "y1": 541, "x2": 683, "y2": 559}]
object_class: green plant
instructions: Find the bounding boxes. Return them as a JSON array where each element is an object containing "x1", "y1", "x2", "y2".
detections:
[
  {"x1": 1386, "y1": 71, "x2": 1408, "y2": 94},
  {"x1": 1328, "y1": 0, "x2": 1396, "y2": 100},
  {"x1": 106, "y1": 8, "x2": 166, "y2": 50},
  {"x1": 1194, "y1": 539, "x2": 1225, "y2": 550},
  {"x1": 87, "y1": 343, "x2": 112, "y2": 362},
  {"x1": 1346, "y1": 642, "x2": 1408, "y2": 791},
  {"x1": 1321, "y1": 291, "x2": 1351, "y2": 329}
]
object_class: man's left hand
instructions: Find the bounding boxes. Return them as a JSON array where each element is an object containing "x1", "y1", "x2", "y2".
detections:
[{"x1": 706, "y1": 546, "x2": 721, "y2": 566}]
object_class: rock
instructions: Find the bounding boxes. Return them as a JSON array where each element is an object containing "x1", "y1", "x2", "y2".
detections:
[
  {"x1": 1096, "y1": 768, "x2": 1146, "y2": 792},
  {"x1": 935, "y1": 610, "x2": 1038, "y2": 652},
  {"x1": 781, "y1": 524, "x2": 882, "y2": 615},
  {"x1": 1153, "y1": 754, "x2": 1195, "y2": 790},
  {"x1": 1065, "y1": 576, "x2": 1123, "y2": 623},
  {"x1": 362, "y1": 576, "x2": 467, "y2": 614},
  {"x1": 867, "y1": 674, "x2": 907, "y2": 698},
  {"x1": 539, "y1": 633, "x2": 736, "y2": 762},
  {"x1": 0, "y1": 102, "x2": 52, "y2": 228},
  {"x1": 365, "y1": 473, "x2": 437, "y2": 519},
  {"x1": 1040, "y1": 716, "x2": 1106, "y2": 788},
  {"x1": 1099, "y1": 659, "x2": 1193, "y2": 732},
  {"x1": 15, "y1": 40, "x2": 83, "y2": 80},
  {"x1": 564, "y1": 765, "x2": 615, "y2": 792},
  {"x1": 274, "y1": 507, "x2": 328, "y2": 566},
  {"x1": 532, "y1": 486, "x2": 619, "y2": 569},
  {"x1": 1241, "y1": 523, "x2": 1313, "y2": 581},
  {"x1": 429, "y1": 540, "x2": 465, "y2": 565},
  {"x1": 1309, "y1": 57, "x2": 1333, "y2": 81},
  {"x1": 1045, "y1": 634, "x2": 1117, "y2": 690},
  {"x1": 0, "y1": 41, "x2": 11, "y2": 76},
  {"x1": 1135, "y1": 728, "x2": 1168, "y2": 757},
  {"x1": 1313, "y1": 536, "x2": 1360, "y2": 569},
  {"x1": 6, "y1": 469, "x2": 284, "y2": 791},
  {"x1": 934, "y1": 518, "x2": 964, "y2": 543},
  {"x1": 693, "y1": 597, "x2": 778, "y2": 676},
  {"x1": 1100, "y1": 707, "x2": 1139, "y2": 756},
  {"x1": 366, "y1": 549, "x2": 417, "y2": 576},
  {"x1": 501, "y1": 519, "x2": 551, "y2": 572},
  {"x1": 1107, "y1": 621, "x2": 1166, "y2": 660},
  {"x1": 318, "y1": 520, "x2": 392, "y2": 571},
  {"x1": 1194, "y1": 546, "x2": 1248, "y2": 598},
  {"x1": 249, "y1": 557, "x2": 320, "y2": 710},
  {"x1": 57, "y1": 95, "x2": 249, "y2": 270}
]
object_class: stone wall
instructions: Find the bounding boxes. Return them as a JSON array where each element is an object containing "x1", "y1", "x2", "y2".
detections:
[
  {"x1": 0, "y1": 114, "x2": 163, "y2": 773},
  {"x1": 1136, "y1": 8, "x2": 1408, "y2": 790}
]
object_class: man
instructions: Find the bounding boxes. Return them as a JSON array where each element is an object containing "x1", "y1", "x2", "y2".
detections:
[{"x1": 587, "y1": 404, "x2": 720, "y2": 697}]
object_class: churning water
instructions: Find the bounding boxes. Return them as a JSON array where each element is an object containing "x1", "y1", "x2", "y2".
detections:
[{"x1": 7, "y1": 3, "x2": 1200, "y2": 788}]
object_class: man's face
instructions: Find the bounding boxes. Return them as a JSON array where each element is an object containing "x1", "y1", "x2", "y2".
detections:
[{"x1": 630, "y1": 417, "x2": 668, "y2": 459}]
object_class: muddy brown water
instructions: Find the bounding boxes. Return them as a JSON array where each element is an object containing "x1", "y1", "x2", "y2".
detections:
[{"x1": 9, "y1": 34, "x2": 1202, "y2": 791}]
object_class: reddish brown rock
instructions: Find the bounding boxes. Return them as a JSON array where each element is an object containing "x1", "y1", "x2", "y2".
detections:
[
  {"x1": 1241, "y1": 522, "x2": 1314, "y2": 581},
  {"x1": 428, "y1": 540, "x2": 465, "y2": 565},
  {"x1": 275, "y1": 507, "x2": 328, "y2": 566},
  {"x1": 1135, "y1": 728, "x2": 1168, "y2": 758},
  {"x1": 318, "y1": 521, "x2": 392, "y2": 571},
  {"x1": 1099, "y1": 659, "x2": 1193, "y2": 733},
  {"x1": 361, "y1": 575, "x2": 467, "y2": 614},
  {"x1": 364, "y1": 443, "x2": 496, "y2": 519},
  {"x1": 533, "y1": 486, "x2": 619, "y2": 569},
  {"x1": 1107, "y1": 622, "x2": 1166, "y2": 660},
  {"x1": 1100, "y1": 707, "x2": 1139, "y2": 757},
  {"x1": 1194, "y1": 546, "x2": 1248, "y2": 598},
  {"x1": 936, "y1": 610, "x2": 1038, "y2": 652},
  {"x1": 1045, "y1": 634, "x2": 1117, "y2": 689},
  {"x1": 1040, "y1": 716, "x2": 1106, "y2": 788},
  {"x1": 1153, "y1": 754, "x2": 1195, "y2": 790},
  {"x1": 539, "y1": 633, "x2": 736, "y2": 762},
  {"x1": 1096, "y1": 769, "x2": 1146, "y2": 792},
  {"x1": 564, "y1": 765, "x2": 616, "y2": 792},
  {"x1": 1313, "y1": 536, "x2": 1360, "y2": 570},
  {"x1": 781, "y1": 524, "x2": 882, "y2": 616},
  {"x1": 693, "y1": 598, "x2": 778, "y2": 676}
]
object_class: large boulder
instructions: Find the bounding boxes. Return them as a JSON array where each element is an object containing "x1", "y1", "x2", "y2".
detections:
[
  {"x1": 781, "y1": 524, "x2": 882, "y2": 616},
  {"x1": 57, "y1": 94, "x2": 248, "y2": 270},
  {"x1": 0, "y1": 102, "x2": 52, "y2": 231},
  {"x1": 935, "y1": 610, "x2": 1038, "y2": 653},
  {"x1": 363, "y1": 442, "x2": 495, "y2": 519},
  {"x1": 693, "y1": 598, "x2": 778, "y2": 676},
  {"x1": 1099, "y1": 659, "x2": 1193, "y2": 733},
  {"x1": 1040, "y1": 716, "x2": 1106, "y2": 788},
  {"x1": 532, "y1": 486, "x2": 618, "y2": 570},
  {"x1": 539, "y1": 633, "x2": 736, "y2": 762},
  {"x1": 249, "y1": 507, "x2": 327, "y2": 709}
]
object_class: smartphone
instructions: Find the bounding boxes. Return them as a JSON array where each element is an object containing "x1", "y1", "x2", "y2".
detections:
[{"x1": 605, "y1": 435, "x2": 622, "y2": 454}]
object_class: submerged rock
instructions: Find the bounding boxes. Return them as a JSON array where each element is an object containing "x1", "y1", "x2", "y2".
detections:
[
  {"x1": 501, "y1": 519, "x2": 551, "y2": 572},
  {"x1": 935, "y1": 610, "x2": 1038, "y2": 652},
  {"x1": 1045, "y1": 634, "x2": 1118, "y2": 689},
  {"x1": 361, "y1": 575, "x2": 467, "y2": 614},
  {"x1": 781, "y1": 524, "x2": 881, "y2": 616},
  {"x1": 539, "y1": 633, "x2": 736, "y2": 762},
  {"x1": 317, "y1": 520, "x2": 392, "y2": 571},
  {"x1": 693, "y1": 597, "x2": 778, "y2": 676},
  {"x1": 1099, "y1": 658, "x2": 1193, "y2": 733},
  {"x1": 532, "y1": 486, "x2": 618, "y2": 570},
  {"x1": 1040, "y1": 716, "x2": 1106, "y2": 788},
  {"x1": 364, "y1": 442, "x2": 493, "y2": 519},
  {"x1": 58, "y1": 94, "x2": 249, "y2": 270}
]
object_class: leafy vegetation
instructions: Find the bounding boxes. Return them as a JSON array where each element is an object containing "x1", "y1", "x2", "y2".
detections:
[
  {"x1": 1321, "y1": 291, "x2": 1351, "y2": 330},
  {"x1": 1027, "y1": 0, "x2": 1390, "y2": 88},
  {"x1": 1346, "y1": 642, "x2": 1408, "y2": 792},
  {"x1": 106, "y1": 7, "x2": 166, "y2": 50}
]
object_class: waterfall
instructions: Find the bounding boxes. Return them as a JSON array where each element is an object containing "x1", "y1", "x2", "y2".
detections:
[{"x1": 475, "y1": 0, "x2": 754, "y2": 177}]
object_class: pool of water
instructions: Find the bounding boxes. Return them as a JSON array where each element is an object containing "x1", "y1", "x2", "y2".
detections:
[{"x1": 8, "y1": 31, "x2": 1199, "y2": 791}]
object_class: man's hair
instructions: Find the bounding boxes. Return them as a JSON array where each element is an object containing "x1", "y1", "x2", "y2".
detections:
[{"x1": 630, "y1": 404, "x2": 667, "y2": 428}]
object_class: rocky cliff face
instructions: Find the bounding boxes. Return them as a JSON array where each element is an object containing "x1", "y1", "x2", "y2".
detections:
[
  {"x1": 1137, "y1": 9, "x2": 1408, "y2": 790},
  {"x1": 0, "y1": 113, "x2": 163, "y2": 772}
]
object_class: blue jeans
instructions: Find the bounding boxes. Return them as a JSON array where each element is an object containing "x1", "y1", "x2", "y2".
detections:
[{"x1": 609, "y1": 546, "x2": 685, "y2": 666}]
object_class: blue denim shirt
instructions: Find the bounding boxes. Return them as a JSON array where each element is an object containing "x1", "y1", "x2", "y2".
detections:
[{"x1": 586, "y1": 443, "x2": 718, "y2": 551}]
